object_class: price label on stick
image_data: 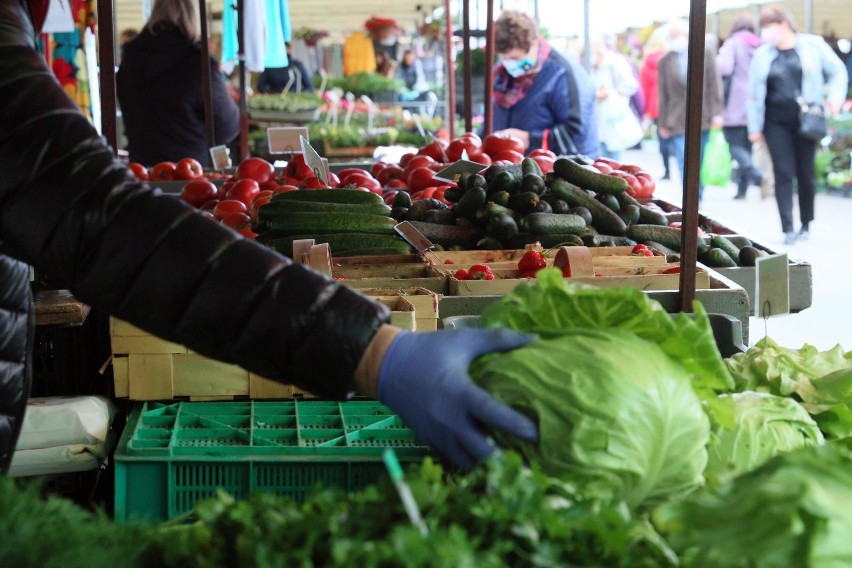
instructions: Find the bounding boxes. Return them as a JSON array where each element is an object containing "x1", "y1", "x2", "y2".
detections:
[
  {"x1": 209, "y1": 145, "x2": 231, "y2": 170},
  {"x1": 300, "y1": 135, "x2": 329, "y2": 184},
  {"x1": 434, "y1": 160, "x2": 488, "y2": 184},
  {"x1": 754, "y1": 253, "x2": 790, "y2": 318},
  {"x1": 267, "y1": 127, "x2": 308, "y2": 154}
]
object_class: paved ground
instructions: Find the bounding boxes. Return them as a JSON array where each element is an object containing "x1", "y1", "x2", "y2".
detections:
[{"x1": 622, "y1": 141, "x2": 852, "y2": 351}]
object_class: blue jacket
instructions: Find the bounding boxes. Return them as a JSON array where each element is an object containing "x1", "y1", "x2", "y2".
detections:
[
  {"x1": 747, "y1": 33, "x2": 847, "y2": 135},
  {"x1": 493, "y1": 50, "x2": 599, "y2": 157}
]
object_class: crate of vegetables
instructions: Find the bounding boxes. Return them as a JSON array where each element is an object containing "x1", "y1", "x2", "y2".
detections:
[
  {"x1": 358, "y1": 287, "x2": 442, "y2": 331},
  {"x1": 114, "y1": 400, "x2": 430, "y2": 522}
]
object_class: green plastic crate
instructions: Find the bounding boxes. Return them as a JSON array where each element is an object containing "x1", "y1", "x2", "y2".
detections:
[{"x1": 114, "y1": 400, "x2": 429, "y2": 523}]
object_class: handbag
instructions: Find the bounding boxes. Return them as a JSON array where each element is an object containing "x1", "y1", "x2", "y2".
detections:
[
  {"x1": 598, "y1": 94, "x2": 645, "y2": 152},
  {"x1": 797, "y1": 97, "x2": 827, "y2": 142}
]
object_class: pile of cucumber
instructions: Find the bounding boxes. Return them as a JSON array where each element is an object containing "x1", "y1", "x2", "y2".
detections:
[
  {"x1": 401, "y1": 155, "x2": 673, "y2": 250},
  {"x1": 252, "y1": 189, "x2": 414, "y2": 257}
]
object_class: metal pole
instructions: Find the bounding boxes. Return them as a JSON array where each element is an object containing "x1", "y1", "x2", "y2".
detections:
[
  {"x1": 483, "y1": 0, "x2": 495, "y2": 136},
  {"x1": 805, "y1": 0, "x2": 813, "y2": 33},
  {"x1": 236, "y1": 0, "x2": 249, "y2": 161},
  {"x1": 199, "y1": 0, "x2": 216, "y2": 151},
  {"x1": 582, "y1": 0, "x2": 591, "y2": 70},
  {"x1": 444, "y1": 0, "x2": 456, "y2": 138},
  {"x1": 679, "y1": 0, "x2": 707, "y2": 312},
  {"x1": 97, "y1": 0, "x2": 118, "y2": 153},
  {"x1": 462, "y1": 0, "x2": 473, "y2": 132}
]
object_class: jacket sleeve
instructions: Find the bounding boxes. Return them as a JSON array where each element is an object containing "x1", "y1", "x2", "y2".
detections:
[
  {"x1": 657, "y1": 57, "x2": 673, "y2": 131},
  {"x1": 0, "y1": 0, "x2": 390, "y2": 399},
  {"x1": 210, "y1": 61, "x2": 240, "y2": 146},
  {"x1": 816, "y1": 37, "x2": 849, "y2": 110},
  {"x1": 716, "y1": 39, "x2": 735, "y2": 77},
  {"x1": 747, "y1": 47, "x2": 768, "y2": 135}
]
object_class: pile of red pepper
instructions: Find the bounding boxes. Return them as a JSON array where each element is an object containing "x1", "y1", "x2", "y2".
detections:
[{"x1": 454, "y1": 264, "x2": 495, "y2": 281}]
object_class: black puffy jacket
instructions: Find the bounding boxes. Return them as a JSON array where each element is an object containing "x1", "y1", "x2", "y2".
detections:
[{"x1": 0, "y1": 0, "x2": 389, "y2": 474}]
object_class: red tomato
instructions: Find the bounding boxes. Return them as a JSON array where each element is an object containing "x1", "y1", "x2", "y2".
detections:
[
  {"x1": 200, "y1": 199, "x2": 220, "y2": 212},
  {"x1": 404, "y1": 155, "x2": 436, "y2": 174},
  {"x1": 249, "y1": 191, "x2": 273, "y2": 220},
  {"x1": 221, "y1": 211, "x2": 255, "y2": 237},
  {"x1": 281, "y1": 175, "x2": 302, "y2": 186},
  {"x1": 217, "y1": 179, "x2": 235, "y2": 200},
  {"x1": 399, "y1": 152, "x2": 417, "y2": 169},
  {"x1": 377, "y1": 165, "x2": 404, "y2": 186},
  {"x1": 594, "y1": 157, "x2": 622, "y2": 169},
  {"x1": 213, "y1": 199, "x2": 247, "y2": 220},
  {"x1": 668, "y1": 222, "x2": 707, "y2": 237},
  {"x1": 618, "y1": 164, "x2": 643, "y2": 174},
  {"x1": 610, "y1": 171, "x2": 642, "y2": 197},
  {"x1": 631, "y1": 244, "x2": 650, "y2": 254},
  {"x1": 481, "y1": 133, "x2": 525, "y2": 157},
  {"x1": 593, "y1": 161, "x2": 614, "y2": 175},
  {"x1": 432, "y1": 186, "x2": 450, "y2": 204},
  {"x1": 411, "y1": 187, "x2": 437, "y2": 201},
  {"x1": 150, "y1": 161, "x2": 177, "y2": 181},
  {"x1": 633, "y1": 172, "x2": 656, "y2": 199},
  {"x1": 385, "y1": 179, "x2": 408, "y2": 189},
  {"x1": 447, "y1": 136, "x2": 480, "y2": 161},
  {"x1": 327, "y1": 172, "x2": 341, "y2": 188},
  {"x1": 383, "y1": 190, "x2": 399, "y2": 205},
  {"x1": 174, "y1": 157, "x2": 204, "y2": 180},
  {"x1": 298, "y1": 176, "x2": 330, "y2": 190},
  {"x1": 284, "y1": 154, "x2": 315, "y2": 180},
  {"x1": 491, "y1": 149, "x2": 525, "y2": 164},
  {"x1": 259, "y1": 179, "x2": 280, "y2": 192},
  {"x1": 531, "y1": 155, "x2": 555, "y2": 174},
  {"x1": 236, "y1": 157, "x2": 275, "y2": 183},
  {"x1": 370, "y1": 161, "x2": 389, "y2": 177},
  {"x1": 468, "y1": 152, "x2": 492, "y2": 166},
  {"x1": 337, "y1": 168, "x2": 369, "y2": 181},
  {"x1": 128, "y1": 162, "x2": 149, "y2": 181},
  {"x1": 273, "y1": 184, "x2": 299, "y2": 195},
  {"x1": 225, "y1": 178, "x2": 261, "y2": 206},
  {"x1": 341, "y1": 173, "x2": 381, "y2": 192},
  {"x1": 459, "y1": 132, "x2": 482, "y2": 146},
  {"x1": 528, "y1": 148, "x2": 557, "y2": 160},
  {"x1": 180, "y1": 179, "x2": 218, "y2": 208},
  {"x1": 417, "y1": 140, "x2": 448, "y2": 162},
  {"x1": 407, "y1": 167, "x2": 436, "y2": 193}
]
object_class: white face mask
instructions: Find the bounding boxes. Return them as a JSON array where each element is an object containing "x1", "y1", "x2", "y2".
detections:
[{"x1": 669, "y1": 36, "x2": 689, "y2": 52}]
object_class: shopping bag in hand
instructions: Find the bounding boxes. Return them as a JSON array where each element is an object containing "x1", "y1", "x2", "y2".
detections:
[{"x1": 700, "y1": 129, "x2": 732, "y2": 188}]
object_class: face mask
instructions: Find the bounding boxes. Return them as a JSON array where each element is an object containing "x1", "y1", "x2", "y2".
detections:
[
  {"x1": 760, "y1": 27, "x2": 779, "y2": 46},
  {"x1": 502, "y1": 56, "x2": 535, "y2": 78},
  {"x1": 379, "y1": 37, "x2": 397, "y2": 46},
  {"x1": 669, "y1": 36, "x2": 689, "y2": 52}
]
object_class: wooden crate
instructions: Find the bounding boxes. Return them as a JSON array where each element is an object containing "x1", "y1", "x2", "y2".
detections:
[
  {"x1": 334, "y1": 263, "x2": 447, "y2": 294},
  {"x1": 359, "y1": 287, "x2": 442, "y2": 331},
  {"x1": 110, "y1": 318, "x2": 314, "y2": 401},
  {"x1": 425, "y1": 246, "x2": 667, "y2": 271}
]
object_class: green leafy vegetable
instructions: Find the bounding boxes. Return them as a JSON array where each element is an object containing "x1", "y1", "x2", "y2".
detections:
[
  {"x1": 705, "y1": 391, "x2": 824, "y2": 485},
  {"x1": 654, "y1": 443, "x2": 852, "y2": 568},
  {"x1": 726, "y1": 338, "x2": 852, "y2": 438},
  {"x1": 471, "y1": 329, "x2": 710, "y2": 509}
]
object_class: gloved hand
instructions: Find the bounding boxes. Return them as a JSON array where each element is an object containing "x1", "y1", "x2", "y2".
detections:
[{"x1": 377, "y1": 328, "x2": 538, "y2": 470}]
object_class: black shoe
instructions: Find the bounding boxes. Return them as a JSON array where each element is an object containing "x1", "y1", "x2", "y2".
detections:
[
  {"x1": 661, "y1": 173, "x2": 671, "y2": 180},
  {"x1": 798, "y1": 228, "x2": 810, "y2": 241},
  {"x1": 733, "y1": 194, "x2": 746, "y2": 200},
  {"x1": 784, "y1": 231, "x2": 797, "y2": 245}
]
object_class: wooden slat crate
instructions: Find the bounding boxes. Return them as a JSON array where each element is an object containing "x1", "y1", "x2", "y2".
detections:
[{"x1": 359, "y1": 287, "x2": 442, "y2": 331}]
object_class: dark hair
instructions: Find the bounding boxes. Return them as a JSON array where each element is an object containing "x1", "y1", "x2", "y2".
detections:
[
  {"x1": 759, "y1": 5, "x2": 798, "y2": 32},
  {"x1": 495, "y1": 10, "x2": 538, "y2": 53},
  {"x1": 729, "y1": 14, "x2": 755, "y2": 35}
]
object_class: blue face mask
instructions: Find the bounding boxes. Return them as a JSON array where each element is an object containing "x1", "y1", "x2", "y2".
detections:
[{"x1": 502, "y1": 56, "x2": 535, "y2": 78}]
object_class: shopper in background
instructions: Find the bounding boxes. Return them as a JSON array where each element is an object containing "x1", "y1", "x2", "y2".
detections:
[
  {"x1": 639, "y1": 33, "x2": 672, "y2": 180},
  {"x1": 257, "y1": 42, "x2": 315, "y2": 93},
  {"x1": 117, "y1": 0, "x2": 239, "y2": 167},
  {"x1": 657, "y1": 19, "x2": 724, "y2": 200},
  {"x1": 718, "y1": 15, "x2": 764, "y2": 200},
  {"x1": 491, "y1": 10, "x2": 599, "y2": 156},
  {"x1": 747, "y1": 6, "x2": 847, "y2": 244},
  {"x1": 396, "y1": 49, "x2": 428, "y2": 91},
  {"x1": 0, "y1": 0, "x2": 537, "y2": 474},
  {"x1": 588, "y1": 35, "x2": 642, "y2": 161}
]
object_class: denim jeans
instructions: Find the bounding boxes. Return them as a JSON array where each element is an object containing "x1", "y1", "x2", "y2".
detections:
[{"x1": 670, "y1": 130, "x2": 710, "y2": 200}]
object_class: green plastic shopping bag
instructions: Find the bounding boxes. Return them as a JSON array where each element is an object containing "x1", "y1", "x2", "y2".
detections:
[{"x1": 701, "y1": 129, "x2": 732, "y2": 188}]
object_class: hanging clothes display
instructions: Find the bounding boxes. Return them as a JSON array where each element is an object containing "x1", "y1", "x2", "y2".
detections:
[
  {"x1": 343, "y1": 31, "x2": 376, "y2": 76},
  {"x1": 221, "y1": 0, "x2": 292, "y2": 74},
  {"x1": 45, "y1": 0, "x2": 95, "y2": 120}
]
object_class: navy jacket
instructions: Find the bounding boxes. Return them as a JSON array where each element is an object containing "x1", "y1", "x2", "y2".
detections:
[
  {"x1": 117, "y1": 25, "x2": 240, "y2": 166},
  {"x1": 0, "y1": 0, "x2": 389, "y2": 473},
  {"x1": 493, "y1": 50, "x2": 599, "y2": 157}
]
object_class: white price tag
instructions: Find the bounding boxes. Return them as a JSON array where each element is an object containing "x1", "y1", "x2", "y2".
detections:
[
  {"x1": 209, "y1": 145, "x2": 231, "y2": 170},
  {"x1": 755, "y1": 253, "x2": 790, "y2": 318},
  {"x1": 267, "y1": 127, "x2": 308, "y2": 154},
  {"x1": 300, "y1": 135, "x2": 329, "y2": 184}
]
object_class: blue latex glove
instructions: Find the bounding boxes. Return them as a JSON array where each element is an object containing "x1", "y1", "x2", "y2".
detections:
[{"x1": 377, "y1": 328, "x2": 538, "y2": 470}]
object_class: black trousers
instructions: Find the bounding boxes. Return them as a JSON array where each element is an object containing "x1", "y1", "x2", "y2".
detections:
[
  {"x1": 722, "y1": 126, "x2": 761, "y2": 196},
  {"x1": 763, "y1": 118, "x2": 817, "y2": 233}
]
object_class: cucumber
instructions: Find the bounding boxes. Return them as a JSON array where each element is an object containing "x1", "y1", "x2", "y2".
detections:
[
  {"x1": 490, "y1": 190, "x2": 510, "y2": 207},
  {"x1": 553, "y1": 158, "x2": 629, "y2": 194},
  {"x1": 645, "y1": 240, "x2": 681, "y2": 262},
  {"x1": 476, "y1": 235, "x2": 504, "y2": 250},
  {"x1": 701, "y1": 247, "x2": 738, "y2": 268},
  {"x1": 406, "y1": 198, "x2": 449, "y2": 222},
  {"x1": 521, "y1": 174, "x2": 546, "y2": 195},
  {"x1": 407, "y1": 221, "x2": 484, "y2": 248},
  {"x1": 392, "y1": 191, "x2": 413, "y2": 209},
  {"x1": 485, "y1": 202, "x2": 515, "y2": 218},
  {"x1": 390, "y1": 207, "x2": 408, "y2": 221},
  {"x1": 613, "y1": 192, "x2": 668, "y2": 225},
  {"x1": 453, "y1": 186, "x2": 487, "y2": 219},
  {"x1": 532, "y1": 200, "x2": 552, "y2": 214},
  {"x1": 507, "y1": 191, "x2": 540, "y2": 214},
  {"x1": 258, "y1": 200, "x2": 391, "y2": 219},
  {"x1": 335, "y1": 246, "x2": 419, "y2": 257},
  {"x1": 536, "y1": 233, "x2": 585, "y2": 247},
  {"x1": 739, "y1": 246, "x2": 767, "y2": 267},
  {"x1": 443, "y1": 187, "x2": 465, "y2": 203},
  {"x1": 581, "y1": 234, "x2": 637, "y2": 247},
  {"x1": 711, "y1": 235, "x2": 741, "y2": 263},
  {"x1": 270, "y1": 188, "x2": 384, "y2": 205},
  {"x1": 521, "y1": 157, "x2": 543, "y2": 177},
  {"x1": 596, "y1": 193, "x2": 621, "y2": 213},
  {"x1": 422, "y1": 209, "x2": 456, "y2": 225},
  {"x1": 548, "y1": 178, "x2": 627, "y2": 236},
  {"x1": 618, "y1": 204, "x2": 640, "y2": 226},
  {"x1": 626, "y1": 225, "x2": 711, "y2": 253},
  {"x1": 727, "y1": 235, "x2": 754, "y2": 249},
  {"x1": 467, "y1": 174, "x2": 488, "y2": 193},
  {"x1": 564, "y1": 154, "x2": 595, "y2": 166},
  {"x1": 264, "y1": 233, "x2": 412, "y2": 257},
  {"x1": 487, "y1": 212, "x2": 519, "y2": 241},
  {"x1": 568, "y1": 207, "x2": 592, "y2": 225},
  {"x1": 522, "y1": 213, "x2": 586, "y2": 235},
  {"x1": 504, "y1": 232, "x2": 542, "y2": 248},
  {"x1": 488, "y1": 171, "x2": 519, "y2": 195},
  {"x1": 551, "y1": 199, "x2": 571, "y2": 214},
  {"x1": 483, "y1": 163, "x2": 523, "y2": 184},
  {"x1": 265, "y1": 212, "x2": 397, "y2": 236}
]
